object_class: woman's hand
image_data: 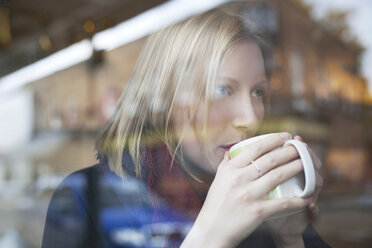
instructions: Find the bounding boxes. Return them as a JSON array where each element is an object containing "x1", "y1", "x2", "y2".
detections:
[
  {"x1": 181, "y1": 133, "x2": 314, "y2": 248},
  {"x1": 266, "y1": 135, "x2": 323, "y2": 248}
]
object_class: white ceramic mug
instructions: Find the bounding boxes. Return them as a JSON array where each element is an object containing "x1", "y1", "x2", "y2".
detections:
[{"x1": 229, "y1": 133, "x2": 316, "y2": 200}]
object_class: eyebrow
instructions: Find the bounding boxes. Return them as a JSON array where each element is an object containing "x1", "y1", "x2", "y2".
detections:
[
  {"x1": 218, "y1": 77, "x2": 269, "y2": 87},
  {"x1": 217, "y1": 77, "x2": 239, "y2": 85},
  {"x1": 255, "y1": 80, "x2": 269, "y2": 87}
]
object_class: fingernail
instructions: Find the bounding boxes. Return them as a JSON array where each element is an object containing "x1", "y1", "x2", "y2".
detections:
[
  {"x1": 280, "y1": 132, "x2": 291, "y2": 139},
  {"x1": 224, "y1": 151, "x2": 229, "y2": 159}
]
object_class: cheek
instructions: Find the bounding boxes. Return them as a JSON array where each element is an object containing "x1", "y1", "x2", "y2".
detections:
[
  {"x1": 254, "y1": 100, "x2": 265, "y2": 121},
  {"x1": 191, "y1": 105, "x2": 228, "y2": 154},
  {"x1": 209, "y1": 104, "x2": 232, "y2": 122},
  {"x1": 203, "y1": 103, "x2": 232, "y2": 133}
]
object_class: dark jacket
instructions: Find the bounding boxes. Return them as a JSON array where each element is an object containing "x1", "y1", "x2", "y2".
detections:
[{"x1": 42, "y1": 147, "x2": 331, "y2": 248}]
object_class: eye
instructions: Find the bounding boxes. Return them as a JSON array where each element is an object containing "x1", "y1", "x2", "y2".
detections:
[
  {"x1": 251, "y1": 88, "x2": 265, "y2": 97},
  {"x1": 213, "y1": 85, "x2": 232, "y2": 99}
]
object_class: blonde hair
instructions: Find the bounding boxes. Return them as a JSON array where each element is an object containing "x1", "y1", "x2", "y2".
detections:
[{"x1": 96, "y1": 4, "x2": 271, "y2": 178}]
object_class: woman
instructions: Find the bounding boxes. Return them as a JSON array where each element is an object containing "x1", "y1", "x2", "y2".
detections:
[{"x1": 43, "y1": 4, "x2": 329, "y2": 248}]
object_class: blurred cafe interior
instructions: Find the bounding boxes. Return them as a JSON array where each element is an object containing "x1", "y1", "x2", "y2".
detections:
[{"x1": 0, "y1": 0, "x2": 372, "y2": 247}]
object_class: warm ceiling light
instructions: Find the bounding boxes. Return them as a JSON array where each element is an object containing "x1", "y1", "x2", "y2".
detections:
[
  {"x1": 39, "y1": 35, "x2": 53, "y2": 52},
  {"x1": 84, "y1": 20, "x2": 96, "y2": 33},
  {"x1": 0, "y1": 7, "x2": 12, "y2": 48}
]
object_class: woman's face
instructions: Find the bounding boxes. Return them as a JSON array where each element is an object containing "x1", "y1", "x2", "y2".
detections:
[{"x1": 175, "y1": 41, "x2": 269, "y2": 174}]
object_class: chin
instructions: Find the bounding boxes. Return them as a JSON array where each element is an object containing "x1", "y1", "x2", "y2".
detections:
[{"x1": 210, "y1": 150, "x2": 225, "y2": 167}]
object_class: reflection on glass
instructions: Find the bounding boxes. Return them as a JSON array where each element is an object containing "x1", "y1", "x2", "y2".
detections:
[{"x1": 0, "y1": 0, "x2": 371, "y2": 248}]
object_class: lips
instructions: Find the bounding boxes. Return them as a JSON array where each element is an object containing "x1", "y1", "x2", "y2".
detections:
[{"x1": 220, "y1": 142, "x2": 240, "y2": 151}]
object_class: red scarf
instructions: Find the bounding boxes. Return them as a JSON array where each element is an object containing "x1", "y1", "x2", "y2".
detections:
[{"x1": 144, "y1": 145, "x2": 208, "y2": 220}]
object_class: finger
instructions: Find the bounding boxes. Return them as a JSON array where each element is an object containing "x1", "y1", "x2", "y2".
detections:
[
  {"x1": 255, "y1": 159, "x2": 304, "y2": 195},
  {"x1": 259, "y1": 197, "x2": 312, "y2": 220},
  {"x1": 218, "y1": 151, "x2": 231, "y2": 168},
  {"x1": 303, "y1": 171, "x2": 322, "y2": 216},
  {"x1": 291, "y1": 136, "x2": 321, "y2": 170},
  {"x1": 306, "y1": 146, "x2": 322, "y2": 170},
  {"x1": 230, "y1": 132, "x2": 292, "y2": 168},
  {"x1": 310, "y1": 170, "x2": 323, "y2": 201},
  {"x1": 223, "y1": 150, "x2": 231, "y2": 161},
  {"x1": 241, "y1": 145, "x2": 300, "y2": 180},
  {"x1": 308, "y1": 202, "x2": 317, "y2": 211},
  {"x1": 316, "y1": 170, "x2": 323, "y2": 189},
  {"x1": 306, "y1": 203, "x2": 320, "y2": 221},
  {"x1": 311, "y1": 204, "x2": 320, "y2": 216}
]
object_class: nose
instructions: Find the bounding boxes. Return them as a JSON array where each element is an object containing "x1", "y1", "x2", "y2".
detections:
[{"x1": 232, "y1": 97, "x2": 261, "y2": 132}]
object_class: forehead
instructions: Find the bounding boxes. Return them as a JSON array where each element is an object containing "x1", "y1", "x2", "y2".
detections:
[{"x1": 218, "y1": 41, "x2": 266, "y2": 83}]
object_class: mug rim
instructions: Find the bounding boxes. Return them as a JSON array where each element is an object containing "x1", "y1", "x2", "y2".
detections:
[{"x1": 229, "y1": 133, "x2": 276, "y2": 156}]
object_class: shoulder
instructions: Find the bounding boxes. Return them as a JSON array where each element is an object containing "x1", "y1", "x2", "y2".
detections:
[
  {"x1": 42, "y1": 166, "x2": 103, "y2": 248},
  {"x1": 58, "y1": 164, "x2": 103, "y2": 187},
  {"x1": 51, "y1": 163, "x2": 149, "y2": 201},
  {"x1": 43, "y1": 163, "x2": 159, "y2": 248},
  {"x1": 45, "y1": 164, "x2": 102, "y2": 216},
  {"x1": 49, "y1": 163, "x2": 156, "y2": 214},
  {"x1": 48, "y1": 165, "x2": 101, "y2": 202}
]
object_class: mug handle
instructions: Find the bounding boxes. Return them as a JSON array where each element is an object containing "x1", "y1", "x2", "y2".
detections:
[{"x1": 283, "y1": 140, "x2": 316, "y2": 197}]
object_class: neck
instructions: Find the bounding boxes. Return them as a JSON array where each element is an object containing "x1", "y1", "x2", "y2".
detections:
[{"x1": 175, "y1": 148, "x2": 215, "y2": 185}]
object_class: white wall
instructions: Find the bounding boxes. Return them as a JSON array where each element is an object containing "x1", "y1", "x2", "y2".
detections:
[{"x1": 0, "y1": 89, "x2": 34, "y2": 154}]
